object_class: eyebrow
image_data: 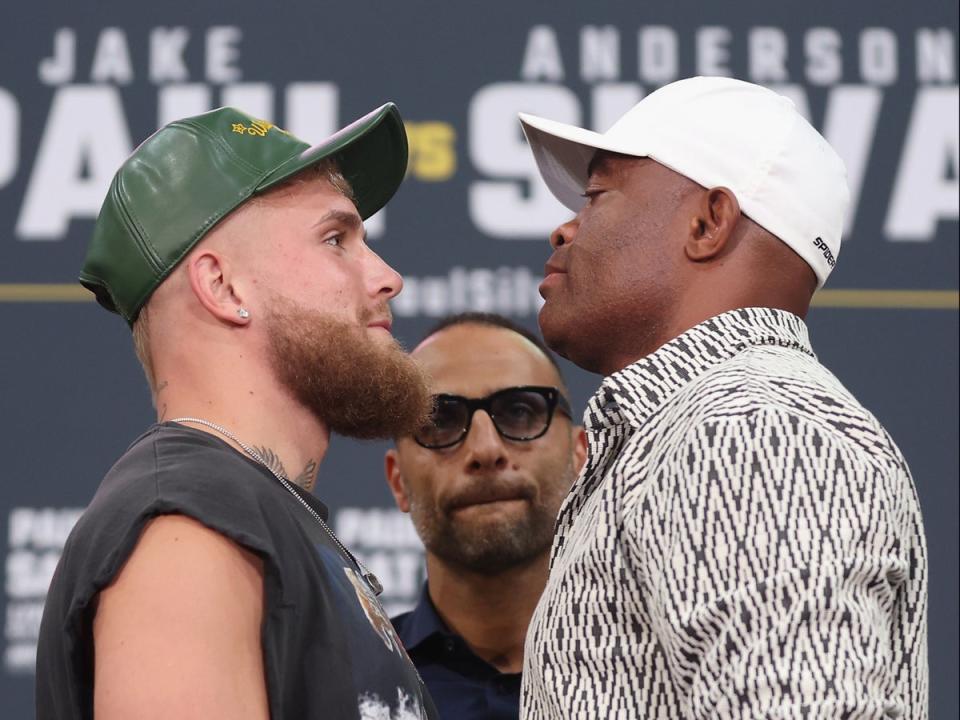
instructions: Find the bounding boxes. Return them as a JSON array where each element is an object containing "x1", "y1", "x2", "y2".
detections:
[
  {"x1": 587, "y1": 150, "x2": 646, "y2": 181},
  {"x1": 586, "y1": 152, "x2": 613, "y2": 180},
  {"x1": 313, "y1": 209, "x2": 367, "y2": 241}
]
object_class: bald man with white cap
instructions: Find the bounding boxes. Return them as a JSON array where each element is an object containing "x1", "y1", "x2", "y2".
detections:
[{"x1": 517, "y1": 77, "x2": 928, "y2": 719}]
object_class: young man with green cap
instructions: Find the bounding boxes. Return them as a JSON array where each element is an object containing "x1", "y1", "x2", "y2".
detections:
[{"x1": 36, "y1": 105, "x2": 439, "y2": 720}]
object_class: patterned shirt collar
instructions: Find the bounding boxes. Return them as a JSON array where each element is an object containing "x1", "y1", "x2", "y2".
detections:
[{"x1": 585, "y1": 308, "x2": 815, "y2": 431}]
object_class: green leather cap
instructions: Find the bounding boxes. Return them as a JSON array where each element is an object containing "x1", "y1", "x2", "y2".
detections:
[{"x1": 80, "y1": 103, "x2": 408, "y2": 325}]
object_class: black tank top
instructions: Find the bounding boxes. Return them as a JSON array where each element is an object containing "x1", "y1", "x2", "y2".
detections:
[{"x1": 37, "y1": 423, "x2": 437, "y2": 719}]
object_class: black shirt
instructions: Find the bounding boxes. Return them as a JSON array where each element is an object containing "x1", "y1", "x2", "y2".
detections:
[
  {"x1": 392, "y1": 584, "x2": 521, "y2": 719},
  {"x1": 37, "y1": 423, "x2": 438, "y2": 720}
]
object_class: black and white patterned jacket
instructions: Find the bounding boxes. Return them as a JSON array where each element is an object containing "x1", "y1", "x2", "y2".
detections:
[{"x1": 522, "y1": 308, "x2": 928, "y2": 719}]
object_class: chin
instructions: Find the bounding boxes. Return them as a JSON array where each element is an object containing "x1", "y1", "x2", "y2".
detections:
[
  {"x1": 539, "y1": 304, "x2": 612, "y2": 375},
  {"x1": 538, "y1": 302, "x2": 573, "y2": 357},
  {"x1": 365, "y1": 326, "x2": 397, "y2": 344}
]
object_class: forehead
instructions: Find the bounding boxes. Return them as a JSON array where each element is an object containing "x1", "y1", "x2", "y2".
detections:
[
  {"x1": 212, "y1": 179, "x2": 362, "y2": 279},
  {"x1": 587, "y1": 152, "x2": 700, "y2": 206},
  {"x1": 256, "y1": 177, "x2": 359, "y2": 216},
  {"x1": 413, "y1": 325, "x2": 561, "y2": 396},
  {"x1": 587, "y1": 151, "x2": 664, "y2": 182}
]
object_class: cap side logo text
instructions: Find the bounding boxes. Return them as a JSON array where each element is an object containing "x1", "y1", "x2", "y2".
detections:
[{"x1": 813, "y1": 236, "x2": 836, "y2": 267}]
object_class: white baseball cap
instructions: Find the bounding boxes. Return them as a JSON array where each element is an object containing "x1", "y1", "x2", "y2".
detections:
[{"x1": 519, "y1": 76, "x2": 850, "y2": 287}]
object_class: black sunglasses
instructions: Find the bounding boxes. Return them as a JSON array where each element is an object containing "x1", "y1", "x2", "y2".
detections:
[{"x1": 414, "y1": 385, "x2": 573, "y2": 450}]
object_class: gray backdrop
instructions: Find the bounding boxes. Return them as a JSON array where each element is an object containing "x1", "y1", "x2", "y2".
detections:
[{"x1": 1, "y1": 1, "x2": 957, "y2": 716}]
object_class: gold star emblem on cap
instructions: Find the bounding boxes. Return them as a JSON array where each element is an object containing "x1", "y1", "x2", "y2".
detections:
[{"x1": 231, "y1": 123, "x2": 247, "y2": 134}]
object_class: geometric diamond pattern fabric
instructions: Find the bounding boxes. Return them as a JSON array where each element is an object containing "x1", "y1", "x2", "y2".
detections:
[{"x1": 521, "y1": 308, "x2": 928, "y2": 719}]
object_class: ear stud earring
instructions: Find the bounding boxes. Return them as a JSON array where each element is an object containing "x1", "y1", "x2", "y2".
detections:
[{"x1": 237, "y1": 308, "x2": 250, "y2": 319}]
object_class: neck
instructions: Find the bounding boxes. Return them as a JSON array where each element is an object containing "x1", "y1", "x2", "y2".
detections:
[
  {"x1": 603, "y1": 292, "x2": 810, "y2": 376},
  {"x1": 424, "y1": 552, "x2": 549, "y2": 674},
  {"x1": 154, "y1": 369, "x2": 329, "y2": 492}
]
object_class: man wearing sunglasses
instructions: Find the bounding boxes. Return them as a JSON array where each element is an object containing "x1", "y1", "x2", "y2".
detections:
[{"x1": 385, "y1": 313, "x2": 587, "y2": 720}]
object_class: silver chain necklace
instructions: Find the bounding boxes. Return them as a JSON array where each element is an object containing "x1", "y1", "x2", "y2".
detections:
[{"x1": 169, "y1": 417, "x2": 383, "y2": 596}]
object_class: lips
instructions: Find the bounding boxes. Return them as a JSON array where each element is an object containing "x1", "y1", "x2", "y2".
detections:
[
  {"x1": 537, "y1": 272, "x2": 567, "y2": 299},
  {"x1": 540, "y1": 258, "x2": 568, "y2": 297},
  {"x1": 539, "y1": 272, "x2": 565, "y2": 296},
  {"x1": 544, "y1": 257, "x2": 567, "y2": 277},
  {"x1": 362, "y1": 302, "x2": 393, "y2": 332},
  {"x1": 445, "y1": 483, "x2": 532, "y2": 513},
  {"x1": 367, "y1": 319, "x2": 393, "y2": 332}
]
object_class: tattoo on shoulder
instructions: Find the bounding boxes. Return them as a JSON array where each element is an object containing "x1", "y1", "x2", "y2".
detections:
[
  {"x1": 252, "y1": 446, "x2": 288, "y2": 479},
  {"x1": 292, "y1": 459, "x2": 318, "y2": 491}
]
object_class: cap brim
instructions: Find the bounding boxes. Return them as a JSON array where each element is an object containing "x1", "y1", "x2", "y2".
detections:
[
  {"x1": 519, "y1": 113, "x2": 640, "y2": 213},
  {"x1": 258, "y1": 102, "x2": 408, "y2": 220}
]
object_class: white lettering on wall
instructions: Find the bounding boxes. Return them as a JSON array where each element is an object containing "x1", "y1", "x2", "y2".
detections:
[
  {"x1": 38, "y1": 29, "x2": 75, "y2": 85},
  {"x1": 591, "y1": 83, "x2": 644, "y2": 133},
  {"x1": 638, "y1": 26, "x2": 678, "y2": 85},
  {"x1": 206, "y1": 26, "x2": 243, "y2": 83},
  {"x1": 90, "y1": 28, "x2": 134, "y2": 85},
  {"x1": 805, "y1": 28, "x2": 843, "y2": 86},
  {"x1": 4, "y1": 508, "x2": 83, "y2": 673},
  {"x1": 16, "y1": 86, "x2": 133, "y2": 240},
  {"x1": 580, "y1": 26, "x2": 620, "y2": 82},
  {"x1": 0, "y1": 89, "x2": 20, "y2": 188},
  {"x1": 149, "y1": 27, "x2": 191, "y2": 83},
  {"x1": 696, "y1": 26, "x2": 732, "y2": 76},
  {"x1": 221, "y1": 83, "x2": 273, "y2": 120},
  {"x1": 157, "y1": 84, "x2": 212, "y2": 126},
  {"x1": 886, "y1": 87, "x2": 960, "y2": 240},
  {"x1": 916, "y1": 29, "x2": 956, "y2": 83},
  {"x1": 860, "y1": 28, "x2": 898, "y2": 86},
  {"x1": 391, "y1": 266, "x2": 544, "y2": 318},
  {"x1": 521, "y1": 26, "x2": 565, "y2": 81},
  {"x1": 469, "y1": 83, "x2": 578, "y2": 238},
  {"x1": 749, "y1": 27, "x2": 789, "y2": 83},
  {"x1": 285, "y1": 82, "x2": 339, "y2": 139}
]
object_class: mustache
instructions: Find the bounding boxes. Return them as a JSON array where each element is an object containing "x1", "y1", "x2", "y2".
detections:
[
  {"x1": 442, "y1": 477, "x2": 536, "y2": 512},
  {"x1": 359, "y1": 303, "x2": 393, "y2": 325}
]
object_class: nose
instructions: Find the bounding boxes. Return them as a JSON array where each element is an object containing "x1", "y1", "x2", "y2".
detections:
[
  {"x1": 550, "y1": 216, "x2": 579, "y2": 250},
  {"x1": 365, "y1": 246, "x2": 403, "y2": 301},
  {"x1": 462, "y1": 411, "x2": 509, "y2": 474}
]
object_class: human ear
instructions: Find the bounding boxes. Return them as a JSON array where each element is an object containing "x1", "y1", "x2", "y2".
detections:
[
  {"x1": 185, "y1": 250, "x2": 249, "y2": 326},
  {"x1": 684, "y1": 187, "x2": 741, "y2": 262},
  {"x1": 571, "y1": 426, "x2": 588, "y2": 475},
  {"x1": 384, "y1": 448, "x2": 411, "y2": 513}
]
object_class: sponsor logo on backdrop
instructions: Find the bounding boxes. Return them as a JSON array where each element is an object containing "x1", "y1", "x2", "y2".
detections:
[
  {"x1": 2, "y1": 506, "x2": 421, "y2": 674},
  {"x1": 3, "y1": 507, "x2": 82, "y2": 673},
  {"x1": 0, "y1": 23, "x2": 955, "y2": 303},
  {"x1": 393, "y1": 266, "x2": 544, "y2": 318}
]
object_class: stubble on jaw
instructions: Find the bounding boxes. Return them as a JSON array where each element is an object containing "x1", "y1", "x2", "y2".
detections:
[{"x1": 407, "y1": 455, "x2": 578, "y2": 575}]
